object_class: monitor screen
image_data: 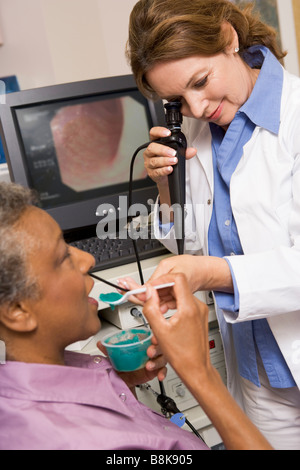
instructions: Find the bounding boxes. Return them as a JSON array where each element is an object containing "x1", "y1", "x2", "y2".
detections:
[{"x1": 0, "y1": 75, "x2": 165, "y2": 237}]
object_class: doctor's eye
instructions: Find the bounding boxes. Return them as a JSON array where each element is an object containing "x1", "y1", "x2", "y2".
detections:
[{"x1": 194, "y1": 76, "x2": 208, "y2": 88}]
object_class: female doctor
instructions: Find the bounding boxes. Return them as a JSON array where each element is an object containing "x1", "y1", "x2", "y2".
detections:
[{"x1": 126, "y1": 0, "x2": 300, "y2": 449}]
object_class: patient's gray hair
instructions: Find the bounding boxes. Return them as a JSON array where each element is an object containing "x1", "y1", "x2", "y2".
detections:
[{"x1": 0, "y1": 182, "x2": 41, "y2": 306}]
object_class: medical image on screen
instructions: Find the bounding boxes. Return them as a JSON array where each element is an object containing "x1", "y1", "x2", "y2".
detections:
[
  {"x1": 15, "y1": 91, "x2": 150, "y2": 209},
  {"x1": 51, "y1": 97, "x2": 147, "y2": 192}
]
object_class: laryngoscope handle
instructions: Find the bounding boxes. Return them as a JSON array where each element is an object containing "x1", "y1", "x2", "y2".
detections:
[{"x1": 154, "y1": 102, "x2": 187, "y2": 255}]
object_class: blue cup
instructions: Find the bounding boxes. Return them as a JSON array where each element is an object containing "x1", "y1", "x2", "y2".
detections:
[{"x1": 101, "y1": 327, "x2": 153, "y2": 372}]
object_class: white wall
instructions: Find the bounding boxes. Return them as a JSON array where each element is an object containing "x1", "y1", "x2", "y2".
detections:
[
  {"x1": 277, "y1": 0, "x2": 299, "y2": 76},
  {"x1": 0, "y1": 0, "x2": 298, "y2": 91},
  {"x1": 0, "y1": 0, "x2": 137, "y2": 90}
]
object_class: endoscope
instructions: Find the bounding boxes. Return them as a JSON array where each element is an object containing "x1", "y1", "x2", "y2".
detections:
[{"x1": 154, "y1": 101, "x2": 187, "y2": 255}]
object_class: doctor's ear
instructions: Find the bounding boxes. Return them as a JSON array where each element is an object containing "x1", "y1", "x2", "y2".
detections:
[
  {"x1": 0, "y1": 301, "x2": 38, "y2": 333},
  {"x1": 223, "y1": 22, "x2": 239, "y2": 54}
]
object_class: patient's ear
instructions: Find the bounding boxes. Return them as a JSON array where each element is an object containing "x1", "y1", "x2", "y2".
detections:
[{"x1": 0, "y1": 301, "x2": 37, "y2": 333}]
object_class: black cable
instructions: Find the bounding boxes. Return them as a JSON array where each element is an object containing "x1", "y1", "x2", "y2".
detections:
[
  {"x1": 129, "y1": 144, "x2": 173, "y2": 400},
  {"x1": 90, "y1": 143, "x2": 150, "y2": 291},
  {"x1": 132, "y1": 239, "x2": 144, "y2": 285},
  {"x1": 90, "y1": 142, "x2": 149, "y2": 297},
  {"x1": 89, "y1": 272, "x2": 129, "y2": 292},
  {"x1": 184, "y1": 418, "x2": 204, "y2": 441},
  {"x1": 159, "y1": 380, "x2": 166, "y2": 396},
  {"x1": 128, "y1": 142, "x2": 151, "y2": 209},
  {"x1": 130, "y1": 143, "x2": 205, "y2": 442},
  {"x1": 128, "y1": 142, "x2": 151, "y2": 285},
  {"x1": 156, "y1": 394, "x2": 205, "y2": 443}
]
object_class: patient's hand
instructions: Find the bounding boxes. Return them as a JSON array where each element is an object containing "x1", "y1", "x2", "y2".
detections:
[{"x1": 97, "y1": 338, "x2": 167, "y2": 395}]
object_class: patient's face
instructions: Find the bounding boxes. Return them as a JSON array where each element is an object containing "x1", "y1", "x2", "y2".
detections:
[{"x1": 21, "y1": 207, "x2": 100, "y2": 355}]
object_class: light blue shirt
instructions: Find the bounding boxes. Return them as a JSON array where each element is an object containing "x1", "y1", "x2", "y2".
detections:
[{"x1": 208, "y1": 45, "x2": 296, "y2": 388}]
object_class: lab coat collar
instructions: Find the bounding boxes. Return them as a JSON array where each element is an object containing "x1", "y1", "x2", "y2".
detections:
[{"x1": 240, "y1": 45, "x2": 283, "y2": 135}]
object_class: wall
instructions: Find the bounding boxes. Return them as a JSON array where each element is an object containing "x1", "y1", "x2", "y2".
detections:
[
  {"x1": 0, "y1": 0, "x2": 299, "y2": 91},
  {"x1": 0, "y1": 0, "x2": 137, "y2": 90},
  {"x1": 292, "y1": 0, "x2": 300, "y2": 67},
  {"x1": 277, "y1": 0, "x2": 299, "y2": 76}
]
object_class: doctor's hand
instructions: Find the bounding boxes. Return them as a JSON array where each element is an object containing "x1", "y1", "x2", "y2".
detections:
[
  {"x1": 144, "y1": 127, "x2": 197, "y2": 200},
  {"x1": 149, "y1": 254, "x2": 234, "y2": 295},
  {"x1": 116, "y1": 276, "x2": 176, "y2": 314},
  {"x1": 142, "y1": 273, "x2": 273, "y2": 451},
  {"x1": 141, "y1": 273, "x2": 214, "y2": 385}
]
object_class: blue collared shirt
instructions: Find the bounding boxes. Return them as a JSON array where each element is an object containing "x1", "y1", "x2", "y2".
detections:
[{"x1": 208, "y1": 45, "x2": 296, "y2": 388}]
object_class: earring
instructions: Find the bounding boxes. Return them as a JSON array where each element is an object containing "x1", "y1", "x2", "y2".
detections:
[{"x1": 235, "y1": 47, "x2": 240, "y2": 53}]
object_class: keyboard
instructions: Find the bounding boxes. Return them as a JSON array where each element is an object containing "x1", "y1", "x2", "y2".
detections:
[{"x1": 69, "y1": 231, "x2": 169, "y2": 272}]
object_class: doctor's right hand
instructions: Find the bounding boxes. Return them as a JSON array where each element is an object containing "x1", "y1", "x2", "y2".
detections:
[{"x1": 144, "y1": 126, "x2": 197, "y2": 187}]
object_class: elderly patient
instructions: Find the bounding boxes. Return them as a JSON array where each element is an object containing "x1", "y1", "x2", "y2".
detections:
[{"x1": 0, "y1": 182, "x2": 207, "y2": 451}]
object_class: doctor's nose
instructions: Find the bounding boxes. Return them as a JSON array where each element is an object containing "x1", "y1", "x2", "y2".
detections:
[{"x1": 185, "y1": 97, "x2": 210, "y2": 120}]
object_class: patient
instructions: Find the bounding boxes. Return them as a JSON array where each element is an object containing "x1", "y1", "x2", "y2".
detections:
[
  {"x1": 0, "y1": 182, "x2": 271, "y2": 450},
  {"x1": 0, "y1": 182, "x2": 207, "y2": 451}
]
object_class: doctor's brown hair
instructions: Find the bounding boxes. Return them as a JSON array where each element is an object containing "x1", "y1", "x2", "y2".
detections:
[{"x1": 126, "y1": 0, "x2": 286, "y2": 99}]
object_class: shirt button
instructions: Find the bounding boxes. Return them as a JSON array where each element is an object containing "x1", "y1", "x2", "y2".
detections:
[
  {"x1": 225, "y1": 220, "x2": 231, "y2": 227},
  {"x1": 119, "y1": 393, "x2": 127, "y2": 402},
  {"x1": 207, "y1": 199, "x2": 212, "y2": 205},
  {"x1": 93, "y1": 356, "x2": 102, "y2": 364}
]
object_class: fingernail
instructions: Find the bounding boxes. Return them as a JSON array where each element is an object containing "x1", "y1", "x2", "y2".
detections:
[
  {"x1": 147, "y1": 361, "x2": 155, "y2": 370},
  {"x1": 167, "y1": 149, "x2": 177, "y2": 157},
  {"x1": 117, "y1": 279, "x2": 129, "y2": 290}
]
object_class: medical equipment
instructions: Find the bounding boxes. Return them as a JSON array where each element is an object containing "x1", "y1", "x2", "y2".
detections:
[
  {"x1": 138, "y1": 382, "x2": 205, "y2": 442},
  {"x1": 89, "y1": 272, "x2": 129, "y2": 292},
  {"x1": 128, "y1": 101, "x2": 187, "y2": 260},
  {"x1": 154, "y1": 101, "x2": 187, "y2": 255},
  {"x1": 0, "y1": 75, "x2": 168, "y2": 273}
]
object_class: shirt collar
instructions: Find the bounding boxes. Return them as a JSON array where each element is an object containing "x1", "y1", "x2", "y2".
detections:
[{"x1": 239, "y1": 45, "x2": 283, "y2": 135}]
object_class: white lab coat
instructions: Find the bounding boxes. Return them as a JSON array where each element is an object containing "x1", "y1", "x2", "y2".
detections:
[{"x1": 153, "y1": 67, "x2": 300, "y2": 400}]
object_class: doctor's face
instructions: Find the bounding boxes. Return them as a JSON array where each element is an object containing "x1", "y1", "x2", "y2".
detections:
[{"x1": 146, "y1": 52, "x2": 259, "y2": 128}]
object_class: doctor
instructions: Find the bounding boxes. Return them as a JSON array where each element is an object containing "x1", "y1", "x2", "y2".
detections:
[{"x1": 126, "y1": 0, "x2": 300, "y2": 449}]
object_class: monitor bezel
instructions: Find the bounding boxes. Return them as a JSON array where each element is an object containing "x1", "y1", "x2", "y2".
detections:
[{"x1": 0, "y1": 75, "x2": 165, "y2": 234}]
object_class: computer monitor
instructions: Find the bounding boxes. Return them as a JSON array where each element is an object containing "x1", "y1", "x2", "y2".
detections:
[{"x1": 0, "y1": 75, "x2": 165, "y2": 241}]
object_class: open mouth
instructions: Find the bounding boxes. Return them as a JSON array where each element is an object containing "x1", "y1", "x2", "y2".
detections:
[
  {"x1": 87, "y1": 278, "x2": 98, "y2": 306},
  {"x1": 88, "y1": 296, "x2": 98, "y2": 306}
]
